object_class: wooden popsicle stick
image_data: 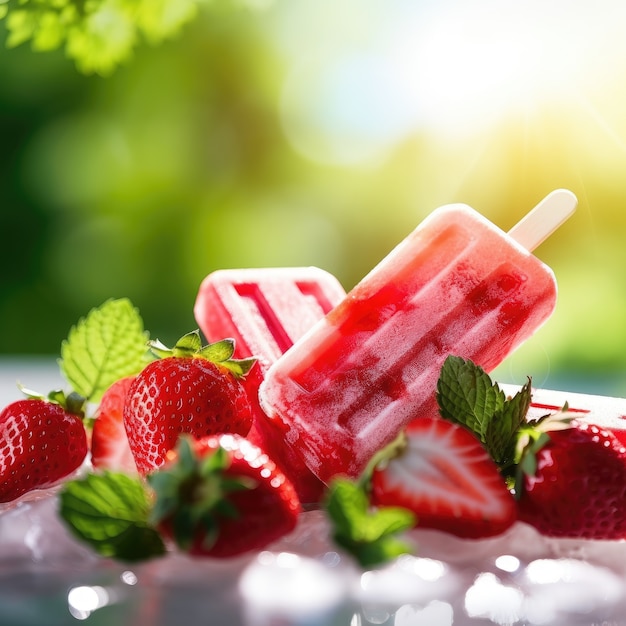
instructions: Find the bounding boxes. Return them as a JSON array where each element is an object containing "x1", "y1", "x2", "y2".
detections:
[{"x1": 508, "y1": 189, "x2": 577, "y2": 252}]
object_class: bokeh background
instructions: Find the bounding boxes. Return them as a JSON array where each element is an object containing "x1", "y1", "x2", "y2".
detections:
[{"x1": 2, "y1": 0, "x2": 626, "y2": 395}]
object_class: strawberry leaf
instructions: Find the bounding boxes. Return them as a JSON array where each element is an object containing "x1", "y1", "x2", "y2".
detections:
[
  {"x1": 198, "y1": 338, "x2": 236, "y2": 362},
  {"x1": 59, "y1": 298, "x2": 150, "y2": 404},
  {"x1": 325, "y1": 478, "x2": 415, "y2": 568},
  {"x1": 513, "y1": 430, "x2": 552, "y2": 498},
  {"x1": 148, "y1": 333, "x2": 256, "y2": 379},
  {"x1": 147, "y1": 437, "x2": 255, "y2": 553},
  {"x1": 59, "y1": 471, "x2": 165, "y2": 562},
  {"x1": 174, "y1": 330, "x2": 204, "y2": 354},
  {"x1": 219, "y1": 357, "x2": 257, "y2": 378},
  {"x1": 199, "y1": 338, "x2": 255, "y2": 377}
]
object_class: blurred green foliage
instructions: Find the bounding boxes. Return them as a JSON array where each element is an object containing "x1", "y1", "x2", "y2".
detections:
[
  {"x1": 2, "y1": 2, "x2": 626, "y2": 395},
  {"x1": 0, "y1": 0, "x2": 203, "y2": 75}
]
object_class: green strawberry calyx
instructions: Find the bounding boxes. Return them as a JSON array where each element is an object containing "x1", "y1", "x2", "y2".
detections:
[
  {"x1": 147, "y1": 436, "x2": 256, "y2": 552},
  {"x1": 59, "y1": 436, "x2": 257, "y2": 561},
  {"x1": 149, "y1": 330, "x2": 256, "y2": 378},
  {"x1": 512, "y1": 408, "x2": 577, "y2": 498},
  {"x1": 17, "y1": 383, "x2": 88, "y2": 419}
]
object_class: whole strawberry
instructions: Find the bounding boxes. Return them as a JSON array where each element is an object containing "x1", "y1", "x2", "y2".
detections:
[
  {"x1": 0, "y1": 398, "x2": 88, "y2": 503},
  {"x1": 148, "y1": 434, "x2": 301, "y2": 557},
  {"x1": 124, "y1": 331, "x2": 255, "y2": 475},
  {"x1": 516, "y1": 420, "x2": 626, "y2": 539}
]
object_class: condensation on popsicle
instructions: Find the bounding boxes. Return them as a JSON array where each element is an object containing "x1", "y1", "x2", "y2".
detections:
[
  {"x1": 259, "y1": 191, "x2": 577, "y2": 484},
  {"x1": 194, "y1": 267, "x2": 346, "y2": 502}
]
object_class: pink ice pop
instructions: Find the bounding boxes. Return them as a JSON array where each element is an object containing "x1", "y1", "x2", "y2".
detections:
[
  {"x1": 194, "y1": 267, "x2": 346, "y2": 502},
  {"x1": 259, "y1": 190, "x2": 577, "y2": 483}
]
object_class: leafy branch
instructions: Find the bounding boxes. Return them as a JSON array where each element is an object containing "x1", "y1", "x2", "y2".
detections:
[{"x1": 0, "y1": 0, "x2": 206, "y2": 76}]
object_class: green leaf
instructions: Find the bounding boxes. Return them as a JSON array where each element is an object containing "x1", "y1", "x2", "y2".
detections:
[
  {"x1": 59, "y1": 298, "x2": 150, "y2": 403},
  {"x1": 135, "y1": 0, "x2": 199, "y2": 44},
  {"x1": 149, "y1": 333, "x2": 256, "y2": 379},
  {"x1": 514, "y1": 431, "x2": 552, "y2": 498},
  {"x1": 326, "y1": 478, "x2": 370, "y2": 538},
  {"x1": 198, "y1": 338, "x2": 236, "y2": 362},
  {"x1": 484, "y1": 378, "x2": 532, "y2": 467},
  {"x1": 437, "y1": 356, "x2": 535, "y2": 473},
  {"x1": 437, "y1": 355, "x2": 505, "y2": 442},
  {"x1": 5, "y1": 9, "x2": 37, "y2": 47},
  {"x1": 65, "y1": 0, "x2": 138, "y2": 76},
  {"x1": 31, "y1": 10, "x2": 65, "y2": 50},
  {"x1": 146, "y1": 437, "x2": 254, "y2": 554},
  {"x1": 176, "y1": 330, "x2": 204, "y2": 354},
  {"x1": 0, "y1": 0, "x2": 210, "y2": 76},
  {"x1": 219, "y1": 357, "x2": 257, "y2": 378},
  {"x1": 59, "y1": 472, "x2": 166, "y2": 562},
  {"x1": 325, "y1": 479, "x2": 415, "y2": 568}
]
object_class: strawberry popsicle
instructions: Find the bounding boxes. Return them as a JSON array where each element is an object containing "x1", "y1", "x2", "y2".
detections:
[
  {"x1": 194, "y1": 267, "x2": 346, "y2": 502},
  {"x1": 259, "y1": 190, "x2": 577, "y2": 483}
]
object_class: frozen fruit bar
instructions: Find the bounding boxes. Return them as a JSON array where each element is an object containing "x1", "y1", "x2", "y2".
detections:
[
  {"x1": 194, "y1": 267, "x2": 346, "y2": 502},
  {"x1": 195, "y1": 267, "x2": 346, "y2": 369},
  {"x1": 259, "y1": 193, "x2": 575, "y2": 483}
]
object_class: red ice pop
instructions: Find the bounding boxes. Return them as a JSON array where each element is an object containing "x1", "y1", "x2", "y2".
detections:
[
  {"x1": 259, "y1": 190, "x2": 577, "y2": 483},
  {"x1": 194, "y1": 267, "x2": 346, "y2": 502}
]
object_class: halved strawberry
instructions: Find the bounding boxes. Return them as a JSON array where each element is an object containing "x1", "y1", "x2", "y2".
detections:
[
  {"x1": 91, "y1": 376, "x2": 138, "y2": 474},
  {"x1": 370, "y1": 418, "x2": 517, "y2": 538}
]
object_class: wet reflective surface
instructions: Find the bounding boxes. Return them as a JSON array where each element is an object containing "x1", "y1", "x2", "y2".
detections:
[
  {"x1": 3, "y1": 360, "x2": 626, "y2": 625},
  {"x1": 2, "y1": 497, "x2": 626, "y2": 626}
]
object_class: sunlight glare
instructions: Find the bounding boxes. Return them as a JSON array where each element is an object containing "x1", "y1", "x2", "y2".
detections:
[{"x1": 279, "y1": 0, "x2": 626, "y2": 164}]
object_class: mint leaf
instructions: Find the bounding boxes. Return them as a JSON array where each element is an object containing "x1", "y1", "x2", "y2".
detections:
[
  {"x1": 484, "y1": 378, "x2": 532, "y2": 468},
  {"x1": 437, "y1": 356, "x2": 534, "y2": 473},
  {"x1": 59, "y1": 472, "x2": 166, "y2": 562},
  {"x1": 325, "y1": 479, "x2": 415, "y2": 568},
  {"x1": 59, "y1": 298, "x2": 150, "y2": 403},
  {"x1": 437, "y1": 356, "x2": 505, "y2": 442}
]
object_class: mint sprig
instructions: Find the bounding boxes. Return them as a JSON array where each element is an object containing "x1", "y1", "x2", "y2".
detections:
[
  {"x1": 59, "y1": 471, "x2": 166, "y2": 562},
  {"x1": 437, "y1": 356, "x2": 532, "y2": 471},
  {"x1": 325, "y1": 478, "x2": 415, "y2": 568},
  {"x1": 59, "y1": 298, "x2": 150, "y2": 403}
]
